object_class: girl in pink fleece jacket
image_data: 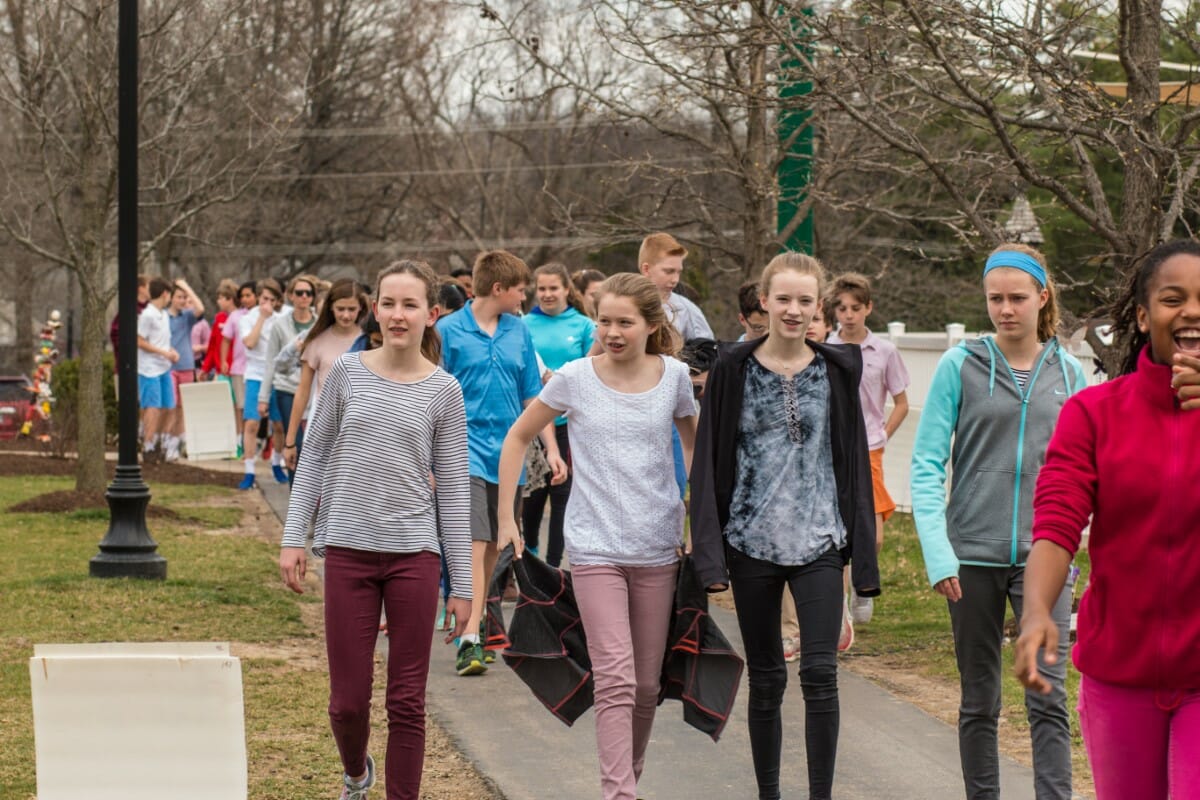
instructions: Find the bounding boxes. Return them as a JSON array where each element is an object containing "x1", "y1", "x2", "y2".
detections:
[{"x1": 1016, "y1": 239, "x2": 1200, "y2": 800}]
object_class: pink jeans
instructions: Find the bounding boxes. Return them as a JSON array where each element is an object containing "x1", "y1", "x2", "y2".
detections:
[
  {"x1": 324, "y1": 546, "x2": 441, "y2": 800},
  {"x1": 1079, "y1": 674, "x2": 1200, "y2": 800},
  {"x1": 573, "y1": 562, "x2": 679, "y2": 800}
]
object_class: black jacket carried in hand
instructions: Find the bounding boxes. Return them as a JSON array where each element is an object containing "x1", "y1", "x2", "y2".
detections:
[
  {"x1": 689, "y1": 337, "x2": 881, "y2": 597},
  {"x1": 486, "y1": 548, "x2": 744, "y2": 738},
  {"x1": 658, "y1": 555, "x2": 744, "y2": 741},
  {"x1": 485, "y1": 546, "x2": 593, "y2": 725}
]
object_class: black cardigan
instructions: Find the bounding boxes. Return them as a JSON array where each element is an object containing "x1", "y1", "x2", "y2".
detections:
[{"x1": 690, "y1": 337, "x2": 881, "y2": 596}]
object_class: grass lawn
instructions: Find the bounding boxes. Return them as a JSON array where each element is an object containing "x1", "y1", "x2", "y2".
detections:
[
  {"x1": 0, "y1": 474, "x2": 333, "y2": 799},
  {"x1": 845, "y1": 512, "x2": 1094, "y2": 794}
]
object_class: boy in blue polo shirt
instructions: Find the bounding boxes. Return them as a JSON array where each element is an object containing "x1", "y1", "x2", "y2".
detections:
[{"x1": 438, "y1": 250, "x2": 565, "y2": 676}]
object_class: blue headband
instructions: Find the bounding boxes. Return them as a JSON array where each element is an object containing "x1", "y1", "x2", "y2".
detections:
[{"x1": 984, "y1": 251, "x2": 1047, "y2": 287}]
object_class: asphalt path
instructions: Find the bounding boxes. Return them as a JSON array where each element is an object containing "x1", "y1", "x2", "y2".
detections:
[{"x1": 258, "y1": 475, "x2": 1046, "y2": 800}]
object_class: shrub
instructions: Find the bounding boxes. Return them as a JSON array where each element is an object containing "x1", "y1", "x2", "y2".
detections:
[{"x1": 50, "y1": 354, "x2": 119, "y2": 448}]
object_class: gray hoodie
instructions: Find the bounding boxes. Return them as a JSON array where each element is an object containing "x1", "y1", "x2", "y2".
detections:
[{"x1": 910, "y1": 336, "x2": 1088, "y2": 585}]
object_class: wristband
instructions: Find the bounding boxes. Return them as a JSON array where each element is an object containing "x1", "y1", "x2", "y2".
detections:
[{"x1": 284, "y1": 444, "x2": 297, "y2": 449}]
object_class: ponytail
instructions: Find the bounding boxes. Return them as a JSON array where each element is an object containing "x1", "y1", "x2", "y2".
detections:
[{"x1": 1037, "y1": 278, "x2": 1061, "y2": 342}]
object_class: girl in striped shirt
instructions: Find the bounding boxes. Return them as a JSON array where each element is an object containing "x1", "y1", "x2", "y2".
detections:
[{"x1": 280, "y1": 260, "x2": 473, "y2": 800}]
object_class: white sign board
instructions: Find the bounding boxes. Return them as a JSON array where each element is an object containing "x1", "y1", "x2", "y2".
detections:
[
  {"x1": 179, "y1": 380, "x2": 239, "y2": 460},
  {"x1": 29, "y1": 642, "x2": 247, "y2": 800}
]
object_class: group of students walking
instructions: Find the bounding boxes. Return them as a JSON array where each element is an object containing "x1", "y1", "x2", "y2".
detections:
[{"x1": 275, "y1": 234, "x2": 1200, "y2": 800}]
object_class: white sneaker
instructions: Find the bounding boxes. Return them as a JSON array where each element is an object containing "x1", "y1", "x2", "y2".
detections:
[
  {"x1": 783, "y1": 636, "x2": 800, "y2": 663},
  {"x1": 850, "y1": 591, "x2": 874, "y2": 624}
]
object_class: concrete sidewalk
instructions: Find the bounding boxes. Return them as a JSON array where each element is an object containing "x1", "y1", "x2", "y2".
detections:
[{"x1": 254, "y1": 477, "x2": 1044, "y2": 800}]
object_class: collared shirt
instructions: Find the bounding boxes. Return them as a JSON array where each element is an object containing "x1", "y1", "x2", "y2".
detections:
[
  {"x1": 437, "y1": 302, "x2": 542, "y2": 483},
  {"x1": 664, "y1": 293, "x2": 714, "y2": 341},
  {"x1": 168, "y1": 309, "x2": 198, "y2": 371},
  {"x1": 828, "y1": 330, "x2": 909, "y2": 450}
]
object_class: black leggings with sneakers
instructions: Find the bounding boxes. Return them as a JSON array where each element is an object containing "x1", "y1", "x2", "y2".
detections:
[{"x1": 726, "y1": 543, "x2": 845, "y2": 800}]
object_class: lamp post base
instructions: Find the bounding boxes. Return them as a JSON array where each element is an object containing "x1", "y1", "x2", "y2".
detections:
[{"x1": 90, "y1": 464, "x2": 167, "y2": 580}]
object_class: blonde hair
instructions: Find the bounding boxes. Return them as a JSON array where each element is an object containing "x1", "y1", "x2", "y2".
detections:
[
  {"x1": 374, "y1": 260, "x2": 442, "y2": 363},
  {"x1": 595, "y1": 273, "x2": 680, "y2": 357},
  {"x1": 760, "y1": 252, "x2": 828, "y2": 297},
  {"x1": 638, "y1": 232, "x2": 688, "y2": 269},
  {"x1": 473, "y1": 250, "x2": 530, "y2": 295},
  {"x1": 986, "y1": 243, "x2": 1060, "y2": 342},
  {"x1": 216, "y1": 279, "x2": 238, "y2": 300},
  {"x1": 533, "y1": 262, "x2": 588, "y2": 315}
]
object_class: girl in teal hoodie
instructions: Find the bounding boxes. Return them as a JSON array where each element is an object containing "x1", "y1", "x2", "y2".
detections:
[
  {"x1": 910, "y1": 244, "x2": 1088, "y2": 800},
  {"x1": 521, "y1": 262, "x2": 596, "y2": 566}
]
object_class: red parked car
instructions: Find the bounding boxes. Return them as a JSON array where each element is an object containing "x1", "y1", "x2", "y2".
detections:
[{"x1": 0, "y1": 375, "x2": 34, "y2": 440}]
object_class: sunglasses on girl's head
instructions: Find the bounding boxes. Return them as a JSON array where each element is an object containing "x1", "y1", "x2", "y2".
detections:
[{"x1": 293, "y1": 289, "x2": 314, "y2": 297}]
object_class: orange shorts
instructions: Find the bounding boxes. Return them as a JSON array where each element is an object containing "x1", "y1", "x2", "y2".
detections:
[{"x1": 869, "y1": 448, "x2": 895, "y2": 522}]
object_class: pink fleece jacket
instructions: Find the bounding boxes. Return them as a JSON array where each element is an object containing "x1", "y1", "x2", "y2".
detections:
[{"x1": 1033, "y1": 347, "x2": 1200, "y2": 690}]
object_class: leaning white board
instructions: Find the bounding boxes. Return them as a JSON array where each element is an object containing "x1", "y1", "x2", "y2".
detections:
[
  {"x1": 29, "y1": 642, "x2": 247, "y2": 800},
  {"x1": 179, "y1": 381, "x2": 238, "y2": 460}
]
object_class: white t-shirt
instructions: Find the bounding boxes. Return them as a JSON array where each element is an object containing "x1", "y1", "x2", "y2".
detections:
[
  {"x1": 539, "y1": 355, "x2": 696, "y2": 567},
  {"x1": 136, "y1": 304, "x2": 172, "y2": 377},
  {"x1": 237, "y1": 307, "x2": 276, "y2": 381}
]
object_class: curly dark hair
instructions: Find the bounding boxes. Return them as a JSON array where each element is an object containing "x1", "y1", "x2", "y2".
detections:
[{"x1": 1109, "y1": 239, "x2": 1200, "y2": 376}]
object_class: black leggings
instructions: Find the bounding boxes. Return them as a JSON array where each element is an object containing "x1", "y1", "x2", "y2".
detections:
[
  {"x1": 521, "y1": 424, "x2": 571, "y2": 567},
  {"x1": 726, "y1": 543, "x2": 845, "y2": 800}
]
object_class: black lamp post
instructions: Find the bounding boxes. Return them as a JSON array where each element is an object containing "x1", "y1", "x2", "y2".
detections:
[{"x1": 90, "y1": 0, "x2": 166, "y2": 580}]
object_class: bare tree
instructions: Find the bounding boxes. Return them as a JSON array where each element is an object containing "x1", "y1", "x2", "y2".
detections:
[
  {"x1": 481, "y1": 1, "x2": 817, "y2": 278},
  {"x1": 0, "y1": 0, "x2": 281, "y2": 491},
  {"x1": 785, "y1": 0, "x2": 1200, "y2": 265}
]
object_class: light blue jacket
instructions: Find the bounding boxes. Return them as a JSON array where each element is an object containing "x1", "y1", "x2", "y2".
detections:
[{"x1": 910, "y1": 337, "x2": 1088, "y2": 586}]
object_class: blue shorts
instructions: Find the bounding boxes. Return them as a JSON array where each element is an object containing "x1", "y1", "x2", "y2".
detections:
[
  {"x1": 267, "y1": 389, "x2": 284, "y2": 422},
  {"x1": 243, "y1": 379, "x2": 263, "y2": 421},
  {"x1": 138, "y1": 372, "x2": 176, "y2": 410}
]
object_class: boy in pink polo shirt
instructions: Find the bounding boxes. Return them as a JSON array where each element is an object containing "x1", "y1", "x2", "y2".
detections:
[{"x1": 829, "y1": 272, "x2": 909, "y2": 625}]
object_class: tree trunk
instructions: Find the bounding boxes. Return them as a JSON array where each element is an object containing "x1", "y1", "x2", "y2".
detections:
[
  {"x1": 14, "y1": 260, "x2": 33, "y2": 374},
  {"x1": 1117, "y1": 0, "x2": 1163, "y2": 262},
  {"x1": 743, "y1": 4, "x2": 774, "y2": 276},
  {"x1": 74, "y1": 268, "x2": 108, "y2": 493}
]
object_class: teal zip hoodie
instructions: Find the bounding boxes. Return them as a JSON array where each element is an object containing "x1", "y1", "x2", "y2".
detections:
[{"x1": 910, "y1": 337, "x2": 1088, "y2": 586}]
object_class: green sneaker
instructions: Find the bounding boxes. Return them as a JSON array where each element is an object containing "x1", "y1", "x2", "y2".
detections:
[
  {"x1": 479, "y1": 623, "x2": 497, "y2": 664},
  {"x1": 455, "y1": 640, "x2": 487, "y2": 676}
]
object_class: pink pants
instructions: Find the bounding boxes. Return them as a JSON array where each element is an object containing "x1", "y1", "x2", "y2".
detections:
[
  {"x1": 324, "y1": 546, "x2": 441, "y2": 800},
  {"x1": 1079, "y1": 674, "x2": 1200, "y2": 800},
  {"x1": 573, "y1": 562, "x2": 679, "y2": 800}
]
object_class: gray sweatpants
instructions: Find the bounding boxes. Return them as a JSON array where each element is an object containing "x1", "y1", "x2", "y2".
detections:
[{"x1": 948, "y1": 564, "x2": 1073, "y2": 800}]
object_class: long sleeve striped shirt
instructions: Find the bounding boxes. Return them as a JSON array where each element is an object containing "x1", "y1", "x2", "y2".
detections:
[{"x1": 282, "y1": 352, "x2": 473, "y2": 599}]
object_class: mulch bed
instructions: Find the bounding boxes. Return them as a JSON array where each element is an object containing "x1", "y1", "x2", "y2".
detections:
[
  {"x1": 9, "y1": 489, "x2": 183, "y2": 518},
  {"x1": 1, "y1": 452, "x2": 241, "y2": 514}
]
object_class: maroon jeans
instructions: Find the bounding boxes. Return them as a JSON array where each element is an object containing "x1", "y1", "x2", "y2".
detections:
[{"x1": 324, "y1": 546, "x2": 441, "y2": 800}]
